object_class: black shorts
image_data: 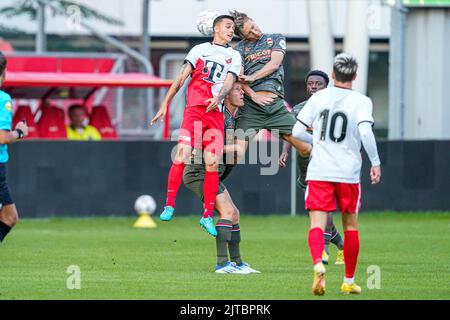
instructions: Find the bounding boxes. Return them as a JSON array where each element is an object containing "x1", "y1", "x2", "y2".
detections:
[
  {"x1": 0, "y1": 164, "x2": 14, "y2": 206},
  {"x1": 235, "y1": 96, "x2": 296, "y2": 140}
]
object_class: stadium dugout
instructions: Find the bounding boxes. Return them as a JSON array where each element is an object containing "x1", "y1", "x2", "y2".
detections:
[{"x1": 2, "y1": 53, "x2": 172, "y2": 139}]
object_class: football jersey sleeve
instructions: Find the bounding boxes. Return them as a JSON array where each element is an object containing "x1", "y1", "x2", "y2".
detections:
[
  {"x1": 272, "y1": 34, "x2": 287, "y2": 54},
  {"x1": 296, "y1": 97, "x2": 316, "y2": 127},
  {"x1": 228, "y1": 51, "x2": 242, "y2": 78},
  {"x1": 357, "y1": 97, "x2": 375, "y2": 125},
  {"x1": 359, "y1": 122, "x2": 381, "y2": 166},
  {"x1": 0, "y1": 95, "x2": 13, "y2": 131},
  {"x1": 184, "y1": 44, "x2": 203, "y2": 69}
]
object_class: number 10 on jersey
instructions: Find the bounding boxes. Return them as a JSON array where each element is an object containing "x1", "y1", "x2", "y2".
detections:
[{"x1": 319, "y1": 109, "x2": 348, "y2": 143}]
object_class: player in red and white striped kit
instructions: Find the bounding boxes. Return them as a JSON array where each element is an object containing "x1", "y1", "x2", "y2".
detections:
[
  {"x1": 151, "y1": 15, "x2": 241, "y2": 237},
  {"x1": 293, "y1": 53, "x2": 382, "y2": 295}
]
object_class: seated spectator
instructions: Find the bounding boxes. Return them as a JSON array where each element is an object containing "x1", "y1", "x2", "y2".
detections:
[{"x1": 66, "y1": 104, "x2": 101, "y2": 141}]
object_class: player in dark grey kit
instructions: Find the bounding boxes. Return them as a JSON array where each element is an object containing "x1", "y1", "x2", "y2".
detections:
[
  {"x1": 279, "y1": 70, "x2": 344, "y2": 265},
  {"x1": 229, "y1": 10, "x2": 311, "y2": 160},
  {"x1": 183, "y1": 82, "x2": 260, "y2": 274}
]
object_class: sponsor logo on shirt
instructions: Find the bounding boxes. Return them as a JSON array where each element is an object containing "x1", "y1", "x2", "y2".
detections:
[
  {"x1": 5, "y1": 101, "x2": 12, "y2": 112},
  {"x1": 202, "y1": 60, "x2": 225, "y2": 83},
  {"x1": 267, "y1": 38, "x2": 273, "y2": 47},
  {"x1": 244, "y1": 50, "x2": 272, "y2": 63}
]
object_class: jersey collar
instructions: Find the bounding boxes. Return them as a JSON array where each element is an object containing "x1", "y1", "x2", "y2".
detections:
[
  {"x1": 224, "y1": 105, "x2": 236, "y2": 118},
  {"x1": 210, "y1": 42, "x2": 230, "y2": 48},
  {"x1": 334, "y1": 85, "x2": 353, "y2": 91}
]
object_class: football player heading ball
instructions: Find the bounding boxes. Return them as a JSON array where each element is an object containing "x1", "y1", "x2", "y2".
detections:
[
  {"x1": 151, "y1": 14, "x2": 241, "y2": 237},
  {"x1": 229, "y1": 10, "x2": 312, "y2": 162}
]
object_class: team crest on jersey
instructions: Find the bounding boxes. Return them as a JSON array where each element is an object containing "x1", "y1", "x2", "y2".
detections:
[
  {"x1": 5, "y1": 101, "x2": 12, "y2": 112},
  {"x1": 225, "y1": 56, "x2": 232, "y2": 64},
  {"x1": 245, "y1": 47, "x2": 251, "y2": 52},
  {"x1": 267, "y1": 38, "x2": 273, "y2": 47}
]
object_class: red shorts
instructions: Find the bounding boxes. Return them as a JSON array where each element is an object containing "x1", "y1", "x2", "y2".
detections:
[
  {"x1": 305, "y1": 181, "x2": 362, "y2": 214},
  {"x1": 178, "y1": 106, "x2": 224, "y2": 156}
]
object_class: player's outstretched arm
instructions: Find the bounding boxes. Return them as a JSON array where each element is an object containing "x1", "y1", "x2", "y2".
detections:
[
  {"x1": 206, "y1": 73, "x2": 236, "y2": 112},
  {"x1": 239, "y1": 51, "x2": 284, "y2": 84},
  {"x1": 358, "y1": 122, "x2": 381, "y2": 184},
  {"x1": 0, "y1": 121, "x2": 28, "y2": 145},
  {"x1": 150, "y1": 63, "x2": 193, "y2": 124}
]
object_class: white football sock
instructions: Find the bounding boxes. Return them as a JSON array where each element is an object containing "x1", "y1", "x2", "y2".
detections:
[{"x1": 344, "y1": 277, "x2": 354, "y2": 285}]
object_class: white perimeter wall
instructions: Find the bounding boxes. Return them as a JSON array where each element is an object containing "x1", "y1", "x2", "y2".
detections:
[{"x1": 403, "y1": 8, "x2": 450, "y2": 139}]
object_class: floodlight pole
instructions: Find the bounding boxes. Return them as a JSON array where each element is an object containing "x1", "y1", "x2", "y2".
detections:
[{"x1": 36, "y1": 1, "x2": 46, "y2": 53}]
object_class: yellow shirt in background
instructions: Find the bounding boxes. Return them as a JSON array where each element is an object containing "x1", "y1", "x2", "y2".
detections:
[{"x1": 67, "y1": 125, "x2": 102, "y2": 141}]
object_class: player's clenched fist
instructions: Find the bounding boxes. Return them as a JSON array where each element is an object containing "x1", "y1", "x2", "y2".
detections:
[
  {"x1": 15, "y1": 121, "x2": 29, "y2": 138},
  {"x1": 370, "y1": 166, "x2": 381, "y2": 185}
]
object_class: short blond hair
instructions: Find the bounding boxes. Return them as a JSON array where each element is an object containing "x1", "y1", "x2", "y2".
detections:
[{"x1": 333, "y1": 53, "x2": 358, "y2": 82}]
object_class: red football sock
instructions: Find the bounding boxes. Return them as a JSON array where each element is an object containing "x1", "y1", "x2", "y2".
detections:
[
  {"x1": 308, "y1": 227, "x2": 324, "y2": 265},
  {"x1": 344, "y1": 230, "x2": 360, "y2": 278},
  {"x1": 203, "y1": 170, "x2": 219, "y2": 218},
  {"x1": 165, "y1": 161, "x2": 186, "y2": 208}
]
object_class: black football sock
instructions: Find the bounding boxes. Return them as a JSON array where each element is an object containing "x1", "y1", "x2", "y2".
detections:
[
  {"x1": 324, "y1": 214, "x2": 336, "y2": 255},
  {"x1": 229, "y1": 224, "x2": 242, "y2": 266},
  {"x1": 331, "y1": 229, "x2": 344, "y2": 250},
  {"x1": 323, "y1": 229, "x2": 332, "y2": 255},
  {"x1": 0, "y1": 220, "x2": 12, "y2": 243},
  {"x1": 216, "y1": 219, "x2": 232, "y2": 266}
]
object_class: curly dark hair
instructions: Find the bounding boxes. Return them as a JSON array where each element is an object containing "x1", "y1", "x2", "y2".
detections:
[{"x1": 229, "y1": 10, "x2": 251, "y2": 39}]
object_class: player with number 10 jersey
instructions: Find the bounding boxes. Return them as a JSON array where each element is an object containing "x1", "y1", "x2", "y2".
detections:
[
  {"x1": 298, "y1": 86, "x2": 376, "y2": 185},
  {"x1": 293, "y1": 53, "x2": 381, "y2": 296}
]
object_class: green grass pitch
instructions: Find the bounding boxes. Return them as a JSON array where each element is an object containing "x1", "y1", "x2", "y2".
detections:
[{"x1": 0, "y1": 212, "x2": 449, "y2": 300}]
